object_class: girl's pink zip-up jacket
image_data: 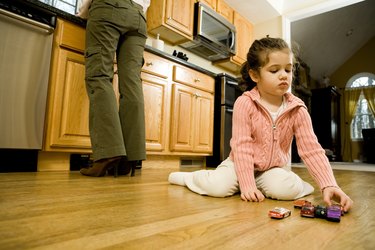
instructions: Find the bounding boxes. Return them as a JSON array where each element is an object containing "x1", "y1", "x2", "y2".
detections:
[{"x1": 229, "y1": 87, "x2": 338, "y2": 194}]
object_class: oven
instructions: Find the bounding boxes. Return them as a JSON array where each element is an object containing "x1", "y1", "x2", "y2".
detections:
[
  {"x1": 0, "y1": 0, "x2": 56, "y2": 149},
  {"x1": 206, "y1": 73, "x2": 242, "y2": 167}
]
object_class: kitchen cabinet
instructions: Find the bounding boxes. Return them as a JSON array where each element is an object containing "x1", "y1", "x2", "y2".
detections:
[
  {"x1": 44, "y1": 18, "x2": 91, "y2": 152},
  {"x1": 147, "y1": 0, "x2": 195, "y2": 45},
  {"x1": 213, "y1": 11, "x2": 253, "y2": 73},
  {"x1": 216, "y1": 0, "x2": 234, "y2": 23},
  {"x1": 142, "y1": 52, "x2": 171, "y2": 153},
  {"x1": 44, "y1": 19, "x2": 215, "y2": 156},
  {"x1": 170, "y1": 65, "x2": 214, "y2": 154},
  {"x1": 170, "y1": 84, "x2": 214, "y2": 153},
  {"x1": 199, "y1": 0, "x2": 217, "y2": 10}
]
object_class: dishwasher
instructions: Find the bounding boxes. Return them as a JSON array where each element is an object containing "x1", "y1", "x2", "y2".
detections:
[{"x1": 0, "y1": 0, "x2": 56, "y2": 149}]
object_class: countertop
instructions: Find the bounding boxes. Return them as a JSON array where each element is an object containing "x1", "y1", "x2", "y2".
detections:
[{"x1": 19, "y1": 0, "x2": 217, "y2": 78}]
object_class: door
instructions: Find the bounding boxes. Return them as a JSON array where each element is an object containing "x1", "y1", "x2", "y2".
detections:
[
  {"x1": 142, "y1": 73, "x2": 169, "y2": 152},
  {"x1": 165, "y1": 0, "x2": 194, "y2": 36}
]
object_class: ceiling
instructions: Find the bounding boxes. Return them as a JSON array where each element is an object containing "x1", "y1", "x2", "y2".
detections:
[{"x1": 225, "y1": 0, "x2": 375, "y2": 82}]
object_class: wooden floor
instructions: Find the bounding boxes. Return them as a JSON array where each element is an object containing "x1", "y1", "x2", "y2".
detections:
[{"x1": 0, "y1": 165, "x2": 374, "y2": 250}]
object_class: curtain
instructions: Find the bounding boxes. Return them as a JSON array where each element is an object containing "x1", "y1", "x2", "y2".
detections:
[
  {"x1": 363, "y1": 87, "x2": 375, "y2": 116},
  {"x1": 341, "y1": 88, "x2": 362, "y2": 162}
]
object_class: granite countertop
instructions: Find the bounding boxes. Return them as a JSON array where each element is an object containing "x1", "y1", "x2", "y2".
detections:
[
  {"x1": 18, "y1": 0, "x2": 216, "y2": 78},
  {"x1": 22, "y1": 0, "x2": 86, "y2": 26}
]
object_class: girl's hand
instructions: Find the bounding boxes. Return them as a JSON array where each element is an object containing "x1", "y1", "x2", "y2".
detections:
[
  {"x1": 322, "y1": 186, "x2": 353, "y2": 212},
  {"x1": 241, "y1": 189, "x2": 265, "y2": 202}
]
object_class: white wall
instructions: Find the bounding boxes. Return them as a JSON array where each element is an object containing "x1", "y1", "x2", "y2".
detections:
[{"x1": 253, "y1": 16, "x2": 283, "y2": 40}]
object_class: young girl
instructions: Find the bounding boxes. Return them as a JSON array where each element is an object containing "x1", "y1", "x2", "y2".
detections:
[{"x1": 168, "y1": 37, "x2": 353, "y2": 212}]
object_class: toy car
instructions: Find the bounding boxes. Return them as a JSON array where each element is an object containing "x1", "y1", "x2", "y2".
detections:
[
  {"x1": 269, "y1": 207, "x2": 291, "y2": 219},
  {"x1": 326, "y1": 204, "x2": 342, "y2": 222},
  {"x1": 293, "y1": 199, "x2": 311, "y2": 208},
  {"x1": 314, "y1": 205, "x2": 327, "y2": 218},
  {"x1": 300, "y1": 203, "x2": 315, "y2": 218}
]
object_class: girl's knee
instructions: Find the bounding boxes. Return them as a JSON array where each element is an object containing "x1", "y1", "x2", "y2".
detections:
[
  {"x1": 192, "y1": 167, "x2": 238, "y2": 197},
  {"x1": 257, "y1": 168, "x2": 305, "y2": 200}
]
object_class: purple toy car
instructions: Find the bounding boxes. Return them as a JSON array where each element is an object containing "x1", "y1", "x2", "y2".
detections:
[{"x1": 326, "y1": 204, "x2": 342, "y2": 222}]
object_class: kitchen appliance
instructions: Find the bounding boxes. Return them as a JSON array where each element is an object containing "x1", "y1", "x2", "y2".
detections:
[
  {"x1": 206, "y1": 73, "x2": 242, "y2": 167},
  {"x1": 180, "y1": 2, "x2": 236, "y2": 61},
  {"x1": 0, "y1": 0, "x2": 56, "y2": 149}
]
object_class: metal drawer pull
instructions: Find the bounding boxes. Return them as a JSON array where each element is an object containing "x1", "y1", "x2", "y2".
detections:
[
  {"x1": 146, "y1": 62, "x2": 153, "y2": 66},
  {"x1": 194, "y1": 78, "x2": 201, "y2": 82},
  {"x1": 194, "y1": 93, "x2": 202, "y2": 98}
]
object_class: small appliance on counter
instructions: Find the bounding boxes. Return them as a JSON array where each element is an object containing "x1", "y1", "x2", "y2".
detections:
[{"x1": 152, "y1": 33, "x2": 165, "y2": 51}]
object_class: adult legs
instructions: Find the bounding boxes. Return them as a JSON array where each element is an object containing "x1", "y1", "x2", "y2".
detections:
[
  {"x1": 84, "y1": 3, "x2": 126, "y2": 162},
  {"x1": 117, "y1": 34, "x2": 146, "y2": 161}
]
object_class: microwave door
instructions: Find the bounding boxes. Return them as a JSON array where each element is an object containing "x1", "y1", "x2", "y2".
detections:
[{"x1": 198, "y1": 4, "x2": 235, "y2": 52}]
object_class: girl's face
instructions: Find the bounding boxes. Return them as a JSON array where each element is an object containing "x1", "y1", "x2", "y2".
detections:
[{"x1": 250, "y1": 49, "x2": 293, "y2": 99}]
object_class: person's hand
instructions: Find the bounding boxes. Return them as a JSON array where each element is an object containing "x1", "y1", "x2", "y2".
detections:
[
  {"x1": 76, "y1": 8, "x2": 89, "y2": 19},
  {"x1": 241, "y1": 188, "x2": 265, "y2": 202},
  {"x1": 76, "y1": 0, "x2": 91, "y2": 20},
  {"x1": 322, "y1": 186, "x2": 353, "y2": 212}
]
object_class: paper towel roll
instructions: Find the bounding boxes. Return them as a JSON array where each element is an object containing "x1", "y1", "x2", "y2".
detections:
[{"x1": 152, "y1": 34, "x2": 164, "y2": 51}]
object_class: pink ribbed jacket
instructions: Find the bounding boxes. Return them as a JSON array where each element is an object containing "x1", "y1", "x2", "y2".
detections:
[{"x1": 229, "y1": 87, "x2": 338, "y2": 193}]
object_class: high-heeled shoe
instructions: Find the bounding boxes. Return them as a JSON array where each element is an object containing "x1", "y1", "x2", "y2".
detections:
[
  {"x1": 80, "y1": 156, "x2": 122, "y2": 177},
  {"x1": 107, "y1": 158, "x2": 137, "y2": 176}
]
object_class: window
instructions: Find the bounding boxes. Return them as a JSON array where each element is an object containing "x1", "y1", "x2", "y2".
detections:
[
  {"x1": 40, "y1": 0, "x2": 78, "y2": 15},
  {"x1": 346, "y1": 74, "x2": 375, "y2": 140}
]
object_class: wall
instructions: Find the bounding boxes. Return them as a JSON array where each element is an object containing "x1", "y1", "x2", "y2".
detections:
[
  {"x1": 330, "y1": 36, "x2": 375, "y2": 88},
  {"x1": 253, "y1": 16, "x2": 283, "y2": 39},
  {"x1": 330, "y1": 36, "x2": 375, "y2": 161}
]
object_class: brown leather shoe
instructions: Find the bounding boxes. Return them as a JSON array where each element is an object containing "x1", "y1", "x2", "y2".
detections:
[
  {"x1": 80, "y1": 156, "x2": 121, "y2": 177},
  {"x1": 108, "y1": 158, "x2": 137, "y2": 176}
]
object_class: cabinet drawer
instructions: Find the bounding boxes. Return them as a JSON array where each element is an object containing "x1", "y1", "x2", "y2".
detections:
[
  {"x1": 58, "y1": 19, "x2": 85, "y2": 53},
  {"x1": 173, "y1": 65, "x2": 214, "y2": 93},
  {"x1": 142, "y1": 52, "x2": 170, "y2": 79}
]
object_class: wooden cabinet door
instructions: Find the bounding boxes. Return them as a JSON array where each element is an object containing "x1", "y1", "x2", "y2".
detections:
[
  {"x1": 216, "y1": 0, "x2": 233, "y2": 23},
  {"x1": 45, "y1": 49, "x2": 91, "y2": 151},
  {"x1": 170, "y1": 83, "x2": 195, "y2": 152},
  {"x1": 170, "y1": 83, "x2": 214, "y2": 153},
  {"x1": 193, "y1": 89, "x2": 214, "y2": 153},
  {"x1": 199, "y1": 0, "x2": 217, "y2": 10},
  {"x1": 165, "y1": 0, "x2": 194, "y2": 37},
  {"x1": 233, "y1": 11, "x2": 253, "y2": 65},
  {"x1": 142, "y1": 73, "x2": 169, "y2": 152}
]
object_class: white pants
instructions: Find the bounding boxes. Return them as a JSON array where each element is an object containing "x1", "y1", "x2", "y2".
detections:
[{"x1": 168, "y1": 157, "x2": 314, "y2": 200}]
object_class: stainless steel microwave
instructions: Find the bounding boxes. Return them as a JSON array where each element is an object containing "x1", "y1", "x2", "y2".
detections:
[{"x1": 180, "y1": 2, "x2": 236, "y2": 61}]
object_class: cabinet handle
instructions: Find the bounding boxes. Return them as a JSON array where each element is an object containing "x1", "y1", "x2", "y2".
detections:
[
  {"x1": 194, "y1": 93, "x2": 202, "y2": 98},
  {"x1": 194, "y1": 78, "x2": 201, "y2": 83},
  {"x1": 146, "y1": 62, "x2": 153, "y2": 66}
]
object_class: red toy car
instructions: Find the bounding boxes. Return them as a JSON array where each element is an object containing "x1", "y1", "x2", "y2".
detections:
[
  {"x1": 301, "y1": 203, "x2": 315, "y2": 218},
  {"x1": 293, "y1": 199, "x2": 311, "y2": 208},
  {"x1": 269, "y1": 207, "x2": 291, "y2": 219}
]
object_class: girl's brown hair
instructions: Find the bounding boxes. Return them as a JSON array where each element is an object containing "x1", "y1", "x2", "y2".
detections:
[{"x1": 239, "y1": 37, "x2": 297, "y2": 91}]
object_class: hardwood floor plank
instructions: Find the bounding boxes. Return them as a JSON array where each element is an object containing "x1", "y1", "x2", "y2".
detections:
[{"x1": 0, "y1": 166, "x2": 374, "y2": 249}]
